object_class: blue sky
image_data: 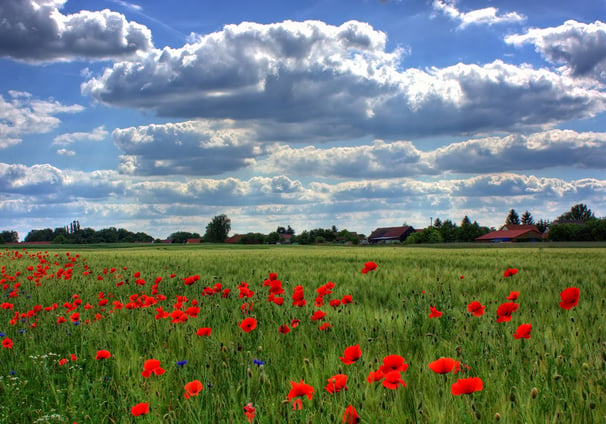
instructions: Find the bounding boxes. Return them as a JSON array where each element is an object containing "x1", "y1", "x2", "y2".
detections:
[{"x1": 1, "y1": 0, "x2": 605, "y2": 240}]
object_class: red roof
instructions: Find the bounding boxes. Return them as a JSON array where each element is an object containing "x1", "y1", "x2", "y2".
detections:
[
  {"x1": 369, "y1": 226, "x2": 413, "y2": 240},
  {"x1": 225, "y1": 234, "x2": 243, "y2": 243},
  {"x1": 476, "y1": 228, "x2": 542, "y2": 241},
  {"x1": 499, "y1": 224, "x2": 540, "y2": 232}
]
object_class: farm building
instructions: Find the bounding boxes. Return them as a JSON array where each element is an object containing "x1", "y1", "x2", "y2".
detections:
[
  {"x1": 368, "y1": 225, "x2": 415, "y2": 244},
  {"x1": 475, "y1": 224, "x2": 543, "y2": 243}
]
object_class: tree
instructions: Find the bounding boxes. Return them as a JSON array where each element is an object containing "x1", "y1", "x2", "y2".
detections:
[
  {"x1": 204, "y1": 214, "x2": 231, "y2": 243},
  {"x1": 559, "y1": 203, "x2": 595, "y2": 222},
  {"x1": 520, "y1": 210, "x2": 535, "y2": 225},
  {"x1": 0, "y1": 231, "x2": 19, "y2": 243},
  {"x1": 285, "y1": 225, "x2": 295, "y2": 235},
  {"x1": 505, "y1": 209, "x2": 520, "y2": 225},
  {"x1": 461, "y1": 216, "x2": 471, "y2": 226},
  {"x1": 168, "y1": 232, "x2": 201, "y2": 243},
  {"x1": 536, "y1": 219, "x2": 550, "y2": 233},
  {"x1": 433, "y1": 218, "x2": 442, "y2": 228}
]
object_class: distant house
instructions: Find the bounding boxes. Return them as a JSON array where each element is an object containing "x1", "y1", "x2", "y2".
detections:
[
  {"x1": 186, "y1": 238, "x2": 201, "y2": 244},
  {"x1": 368, "y1": 226, "x2": 415, "y2": 244},
  {"x1": 225, "y1": 234, "x2": 243, "y2": 244},
  {"x1": 475, "y1": 224, "x2": 543, "y2": 243}
]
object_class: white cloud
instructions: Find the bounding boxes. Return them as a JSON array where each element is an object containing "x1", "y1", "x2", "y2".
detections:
[
  {"x1": 0, "y1": 91, "x2": 84, "y2": 148},
  {"x1": 260, "y1": 129, "x2": 606, "y2": 178},
  {"x1": 83, "y1": 21, "x2": 606, "y2": 138},
  {"x1": 432, "y1": 0, "x2": 525, "y2": 29},
  {"x1": 53, "y1": 126, "x2": 108, "y2": 145},
  {"x1": 56, "y1": 148, "x2": 76, "y2": 156},
  {"x1": 0, "y1": 0, "x2": 153, "y2": 63},
  {"x1": 1, "y1": 162, "x2": 604, "y2": 237},
  {"x1": 112, "y1": 120, "x2": 264, "y2": 176},
  {"x1": 506, "y1": 20, "x2": 606, "y2": 82}
]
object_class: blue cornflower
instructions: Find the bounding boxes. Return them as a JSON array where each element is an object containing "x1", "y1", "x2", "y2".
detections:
[
  {"x1": 253, "y1": 358, "x2": 265, "y2": 367},
  {"x1": 73, "y1": 321, "x2": 80, "y2": 326},
  {"x1": 0, "y1": 332, "x2": 5, "y2": 337},
  {"x1": 19, "y1": 329, "x2": 25, "y2": 334},
  {"x1": 9, "y1": 370, "x2": 16, "y2": 375},
  {"x1": 176, "y1": 360, "x2": 188, "y2": 367}
]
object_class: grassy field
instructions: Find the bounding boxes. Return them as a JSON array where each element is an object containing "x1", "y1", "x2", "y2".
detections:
[{"x1": 0, "y1": 244, "x2": 604, "y2": 423}]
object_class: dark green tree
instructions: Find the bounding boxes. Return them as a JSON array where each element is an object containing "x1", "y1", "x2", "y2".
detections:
[
  {"x1": 536, "y1": 219, "x2": 550, "y2": 233},
  {"x1": 204, "y1": 214, "x2": 231, "y2": 243},
  {"x1": 433, "y1": 218, "x2": 442, "y2": 228},
  {"x1": 520, "y1": 210, "x2": 535, "y2": 225},
  {"x1": 559, "y1": 203, "x2": 595, "y2": 222},
  {"x1": 505, "y1": 209, "x2": 521, "y2": 225},
  {"x1": 0, "y1": 231, "x2": 19, "y2": 243},
  {"x1": 168, "y1": 232, "x2": 201, "y2": 243}
]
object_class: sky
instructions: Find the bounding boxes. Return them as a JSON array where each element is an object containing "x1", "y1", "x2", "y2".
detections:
[{"x1": 1, "y1": 0, "x2": 606, "y2": 240}]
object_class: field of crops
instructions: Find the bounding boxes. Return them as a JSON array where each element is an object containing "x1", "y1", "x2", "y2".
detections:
[{"x1": 0, "y1": 244, "x2": 604, "y2": 423}]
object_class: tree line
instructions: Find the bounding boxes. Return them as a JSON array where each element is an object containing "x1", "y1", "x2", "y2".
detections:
[{"x1": 1, "y1": 204, "x2": 604, "y2": 245}]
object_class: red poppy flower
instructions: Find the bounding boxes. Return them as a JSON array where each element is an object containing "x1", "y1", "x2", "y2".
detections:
[
  {"x1": 184, "y1": 380, "x2": 203, "y2": 399},
  {"x1": 325, "y1": 373, "x2": 348, "y2": 393},
  {"x1": 287, "y1": 379, "x2": 314, "y2": 410},
  {"x1": 243, "y1": 402, "x2": 255, "y2": 423},
  {"x1": 142, "y1": 359, "x2": 165, "y2": 377},
  {"x1": 504, "y1": 268, "x2": 518, "y2": 277},
  {"x1": 131, "y1": 402, "x2": 149, "y2": 416},
  {"x1": 379, "y1": 355, "x2": 408, "y2": 374},
  {"x1": 291, "y1": 319, "x2": 300, "y2": 328},
  {"x1": 366, "y1": 369, "x2": 384, "y2": 383},
  {"x1": 428, "y1": 357, "x2": 460, "y2": 374},
  {"x1": 59, "y1": 358, "x2": 68, "y2": 366},
  {"x1": 382, "y1": 370, "x2": 406, "y2": 389},
  {"x1": 340, "y1": 344, "x2": 362, "y2": 365},
  {"x1": 513, "y1": 323, "x2": 532, "y2": 339},
  {"x1": 451, "y1": 377, "x2": 483, "y2": 395},
  {"x1": 428, "y1": 306, "x2": 443, "y2": 318},
  {"x1": 329, "y1": 299, "x2": 341, "y2": 307},
  {"x1": 496, "y1": 302, "x2": 519, "y2": 323},
  {"x1": 95, "y1": 349, "x2": 111, "y2": 360},
  {"x1": 196, "y1": 327, "x2": 212, "y2": 337},
  {"x1": 343, "y1": 404, "x2": 360, "y2": 424},
  {"x1": 559, "y1": 287, "x2": 580, "y2": 310},
  {"x1": 240, "y1": 317, "x2": 257, "y2": 333},
  {"x1": 342, "y1": 294, "x2": 353, "y2": 304},
  {"x1": 467, "y1": 301, "x2": 485, "y2": 317},
  {"x1": 506, "y1": 291, "x2": 519, "y2": 300},
  {"x1": 319, "y1": 322, "x2": 332, "y2": 331},
  {"x1": 361, "y1": 261, "x2": 377, "y2": 274},
  {"x1": 310, "y1": 310, "x2": 326, "y2": 321},
  {"x1": 279, "y1": 324, "x2": 291, "y2": 334}
]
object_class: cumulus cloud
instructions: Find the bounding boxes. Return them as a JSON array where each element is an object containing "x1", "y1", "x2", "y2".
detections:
[
  {"x1": 0, "y1": 91, "x2": 84, "y2": 148},
  {"x1": 1, "y1": 162, "x2": 604, "y2": 237},
  {"x1": 83, "y1": 20, "x2": 605, "y2": 138},
  {"x1": 506, "y1": 20, "x2": 606, "y2": 82},
  {"x1": 112, "y1": 120, "x2": 264, "y2": 176},
  {"x1": 432, "y1": 0, "x2": 525, "y2": 29},
  {"x1": 53, "y1": 126, "x2": 108, "y2": 145},
  {"x1": 0, "y1": 0, "x2": 153, "y2": 63},
  {"x1": 260, "y1": 129, "x2": 606, "y2": 178}
]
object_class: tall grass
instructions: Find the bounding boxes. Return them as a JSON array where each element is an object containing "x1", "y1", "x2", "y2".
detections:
[{"x1": 0, "y1": 245, "x2": 604, "y2": 423}]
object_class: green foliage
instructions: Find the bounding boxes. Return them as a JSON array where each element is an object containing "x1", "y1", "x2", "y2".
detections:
[
  {"x1": 405, "y1": 227, "x2": 443, "y2": 244},
  {"x1": 506, "y1": 209, "x2": 521, "y2": 225},
  {"x1": 237, "y1": 233, "x2": 267, "y2": 244},
  {"x1": 558, "y1": 203, "x2": 595, "y2": 222},
  {"x1": 0, "y1": 230, "x2": 18, "y2": 243},
  {"x1": 204, "y1": 214, "x2": 231, "y2": 243},
  {"x1": 548, "y1": 219, "x2": 606, "y2": 241},
  {"x1": 168, "y1": 231, "x2": 201, "y2": 243},
  {"x1": 520, "y1": 210, "x2": 535, "y2": 225}
]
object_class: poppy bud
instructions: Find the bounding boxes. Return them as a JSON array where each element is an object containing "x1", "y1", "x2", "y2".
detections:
[
  {"x1": 589, "y1": 401, "x2": 596, "y2": 409},
  {"x1": 495, "y1": 413, "x2": 501, "y2": 421},
  {"x1": 247, "y1": 368, "x2": 253, "y2": 378},
  {"x1": 531, "y1": 388, "x2": 538, "y2": 399},
  {"x1": 257, "y1": 346, "x2": 263, "y2": 352},
  {"x1": 475, "y1": 410, "x2": 481, "y2": 420},
  {"x1": 509, "y1": 389, "x2": 517, "y2": 403}
]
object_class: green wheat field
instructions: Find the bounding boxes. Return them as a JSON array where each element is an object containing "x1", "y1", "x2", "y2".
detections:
[{"x1": 0, "y1": 244, "x2": 604, "y2": 423}]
